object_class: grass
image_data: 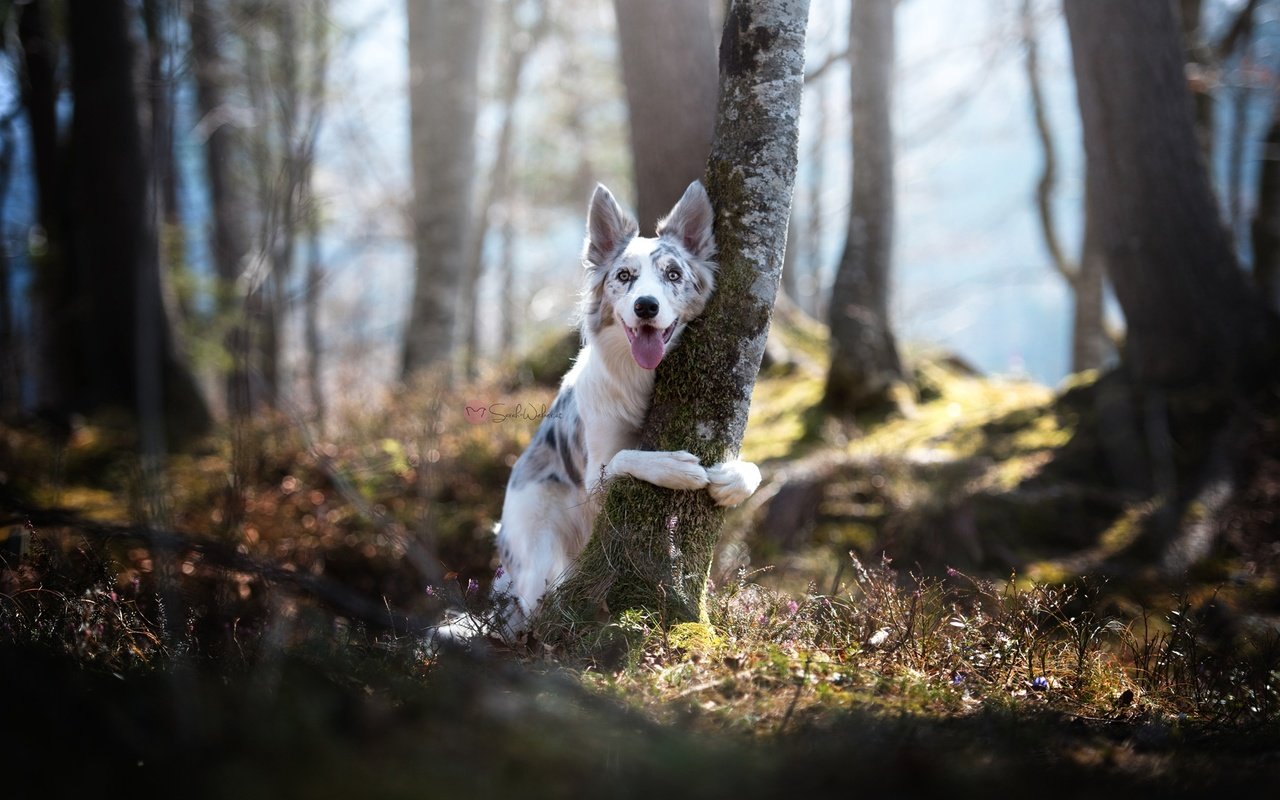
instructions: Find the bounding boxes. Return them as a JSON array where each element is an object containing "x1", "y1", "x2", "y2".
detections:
[{"x1": 3, "y1": 353, "x2": 1280, "y2": 795}]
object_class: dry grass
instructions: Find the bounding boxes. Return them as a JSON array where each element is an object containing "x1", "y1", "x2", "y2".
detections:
[{"x1": 3, "y1": 357, "x2": 1280, "y2": 795}]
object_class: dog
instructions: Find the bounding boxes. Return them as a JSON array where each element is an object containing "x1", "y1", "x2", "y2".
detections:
[{"x1": 440, "y1": 181, "x2": 761, "y2": 643}]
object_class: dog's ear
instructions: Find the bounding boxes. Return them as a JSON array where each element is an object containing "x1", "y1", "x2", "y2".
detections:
[
  {"x1": 657, "y1": 181, "x2": 716, "y2": 263},
  {"x1": 584, "y1": 184, "x2": 639, "y2": 268}
]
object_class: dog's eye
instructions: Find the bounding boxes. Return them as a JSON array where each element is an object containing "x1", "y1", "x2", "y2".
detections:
[
  {"x1": 665, "y1": 267, "x2": 681, "y2": 282},
  {"x1": 616, "y1": 269, "x2": 632, "y2": 282}
]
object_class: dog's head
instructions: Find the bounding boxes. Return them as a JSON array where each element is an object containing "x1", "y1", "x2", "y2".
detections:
[{"x1": 580, "y1": 181, "x2": 717, "y2": 370}]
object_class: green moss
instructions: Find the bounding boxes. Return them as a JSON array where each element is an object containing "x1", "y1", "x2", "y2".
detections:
[{"x1": 667, "y1": 622, "x2": 722, "y2": 655}]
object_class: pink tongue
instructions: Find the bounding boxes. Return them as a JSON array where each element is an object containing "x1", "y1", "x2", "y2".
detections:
[{"x1": 631, "y1": 327, "x2": 666, "y2": 369}]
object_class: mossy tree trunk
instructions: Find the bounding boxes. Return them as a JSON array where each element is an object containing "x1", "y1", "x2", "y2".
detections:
[{"x1": 536, "y1": 0, "x2": 809, "y2": 636}]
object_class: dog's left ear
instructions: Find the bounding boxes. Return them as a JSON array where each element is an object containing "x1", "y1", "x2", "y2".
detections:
[{"x1": 657, "y1": 181, "x2": 716, "y2": 263}]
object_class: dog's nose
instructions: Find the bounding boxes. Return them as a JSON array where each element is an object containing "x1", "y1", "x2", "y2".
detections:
[{"x1": 634, "y1": 296, "x2": 659, "y2": 320}]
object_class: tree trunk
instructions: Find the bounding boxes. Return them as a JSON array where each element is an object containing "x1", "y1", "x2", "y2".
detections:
[
  {"x1": 189, "y1": 0, "x2": 253, "y2": 417},
  {"x1": 1071, "y1": 224, "x2": 1109, "y2": 372},
  {"x1": 538, "y1": 0, "x2": 809, "y2": 634},
  {"x1": 0, "y1": 114, "x2": 14, "y2": 412},
  {"x1": 1063, "y1": 0, "x2": 1273, "y2": 389},
  {"x1": 1253, "y1": 110, "x2": 1280, "y2": 313},
  {"x1": 498, "y1": 211, "x2": 518, "y2": 357},
  {"x1": 612, "y1": 0, "x2": 719, "y2": 235},
  {"x1": 802, "y1": 74, "x2": 830, "y2": 319},
  {"x1": 1178, "y1": 0, "x2": 1214, "y2": 161},
  {"x1": 401, "y1": 0, "x2": 488, "y2": 380},
  {"x1": 461, "y1": 0, "x2": 546, "y2": 379},
  {"x1": 68, "y1": 0, "x2": 210, "y2": 439},
  {"x1": 1021, "y1": 0, "x2": 1108, "y2": 373},
  {"x1": 18, "y1": 0, "x2": 74, "y2": 415},
  {"x1": 823, "y1": 0, "x2": 904, "y2": 416}
]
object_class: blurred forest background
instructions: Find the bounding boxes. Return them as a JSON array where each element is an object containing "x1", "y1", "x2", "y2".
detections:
[
  {"x1": 2, "y1": 0, "x2": 1280, "y2": 795},
  {"x1": 0, "y1": 0, "x2": 1273, "y2": 425}
]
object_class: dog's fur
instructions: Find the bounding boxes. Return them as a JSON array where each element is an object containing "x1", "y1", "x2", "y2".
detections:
[{"x1": 455, "y1": 181, "x2": 761, "y2": 639}]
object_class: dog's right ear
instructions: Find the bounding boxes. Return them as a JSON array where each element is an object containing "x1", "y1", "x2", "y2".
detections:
[{"x1": 584, "y1": 184, "x2": 639, "y2": 268}]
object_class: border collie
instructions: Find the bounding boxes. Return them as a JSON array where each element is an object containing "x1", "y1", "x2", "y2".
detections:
[{"x1": 442, "y1": 181, "x2": 761, "y2": 643}]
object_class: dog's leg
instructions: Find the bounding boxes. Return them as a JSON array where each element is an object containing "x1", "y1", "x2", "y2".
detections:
[
  {"x1": 600, "y1": 449, "x2": 709, "y2": 492},
  {"x1": 705, "y1": 460, "x2": 762, "y2": 507}
]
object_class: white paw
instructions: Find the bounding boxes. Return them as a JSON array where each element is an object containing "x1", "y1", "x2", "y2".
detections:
[
  {"x1": 649, "y1": 450, "x2": 710, "y2": 491},
  {"x1": 706, "y1": 460, "x2": 761, "y2": 507}
]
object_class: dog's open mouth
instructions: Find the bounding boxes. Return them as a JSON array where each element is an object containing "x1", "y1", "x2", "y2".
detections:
[{"x1": 624, "y1": 321, "x2": 677, "y2": 370}]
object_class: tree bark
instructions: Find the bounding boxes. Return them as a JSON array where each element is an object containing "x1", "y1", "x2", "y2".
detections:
[
  {"x1": 1021, "y1": 0, "x2": 1108, "y2": 373},
  {"x1": 612, "y1": 0, "x2": 719, "y2": 235},
  {"x1": 18, "y1": 0, "x2": 74, "y2": 415},
  {"x1": 537, "y1": 0, "x2": 809, "y2": 634},
  {"x1": 461, "y1": 0, "x2": 547, "y2": 379},
  {"x1": 1063, "y1": 0, "x2": 1273, "y2": 389},
  {"x1": 189, "y1": 0, "x2": 253, "y2": 417},
  {"x1": 0, "y1": 111, "x2": 15, "y2": 412},
  {"x1": 823, "y1": 0, "x2": 904, "y2": 415},
  {"x1": 68, "y1": 0, "x2": 210, "y2": 439},
  {"x1": 1253, "y1": 110, "x2": 1280, "y2": 313},
  {"x1": 401, "y1": 0, "x2": 488, "y2": 380}
]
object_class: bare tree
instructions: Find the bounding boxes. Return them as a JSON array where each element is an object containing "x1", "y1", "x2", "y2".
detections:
[
  {"x1": 823, "y1": 0, "x2": 905, "y2": 416},
  {"x1": 402, "y1": 0, "x2": 489, "y2": 380},
  {"x1": 612, "y1": 0, "x2": 719, "y2": 234},
  {"x1": 1020, "y1": 0, "x2": 1108, "y2": 373},
  {"x1": 539, "y1": 0, "x2": 809, "y2": 633}
]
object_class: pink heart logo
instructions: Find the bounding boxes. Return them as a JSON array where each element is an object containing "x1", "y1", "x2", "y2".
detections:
[{"x1": 464, "y1": 404, "x2": 488, "y2": 425}]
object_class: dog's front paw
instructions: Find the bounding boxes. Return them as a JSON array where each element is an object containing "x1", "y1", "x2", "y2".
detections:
[
  {"x1": 706, "y1": 460, "x2": 762, "y2": 507},
  {"x1": 652, "y1": 450, "x2": 710, "y2": 491}
]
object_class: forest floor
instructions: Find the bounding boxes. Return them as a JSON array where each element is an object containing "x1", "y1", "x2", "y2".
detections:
[{"x1": 3, "y1": 320, "x2": 1280, "y2": 797}]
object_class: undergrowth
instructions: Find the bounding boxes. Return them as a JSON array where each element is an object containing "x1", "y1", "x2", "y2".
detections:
[{"x1": 3, "y1": 355, "x2": 1280, "y2": 794}]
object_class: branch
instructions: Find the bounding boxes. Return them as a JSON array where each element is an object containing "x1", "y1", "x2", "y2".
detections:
[
  {"x1": 1215, "y1": 0, "x2": 1260, "y2": 61},
  {"x1": 1020, "y1": 0, "x2": 1078, "y2": 287},
  {"x1": 805, "y1": 48, "x2": 847, "y2": 83}
]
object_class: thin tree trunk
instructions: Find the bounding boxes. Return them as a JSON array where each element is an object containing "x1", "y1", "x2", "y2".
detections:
[
  {"x1": 19, "y1": 0, "x2": 74, "y2": 415},
  {"x1": 802, "y1": 75, "x2": 829, "y2": 319},
  {"x1": 1021, "y1": 0, "x2": 1107, "y2": 373},
  {"x1": 401, "y1": 0, "x2": 488, "y2": 380},
  {"x1": 142, "y1": 0, "x2": 181, "y2": 228},
  {"x1": 612, "y1": 0, "x2": 719, "y2": 234},
  {"x1": 304, "y1": 188, "x2": 325, "y2": 431},
  {"x1": 538, "y1": 0, "x2": 809, "y2": 634},
  {"x1": 1251, "y1": 109, "x2": 1280, "y2": 312},
  {"x1": 823, "y1": 0, "x2": 904, "y2": 415},
  {"x1": 189, "y1": 0, "x2": 253, "y2": 417},
  {"x1": 461, "y1": 0, "x2": 547, "y2": 379},
  {"x1": 498, "y1": 210, "x2": 518, "y2": 357},
  {"x1": 0, "y1": 111, "x2": 14, "y2": 412}
]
